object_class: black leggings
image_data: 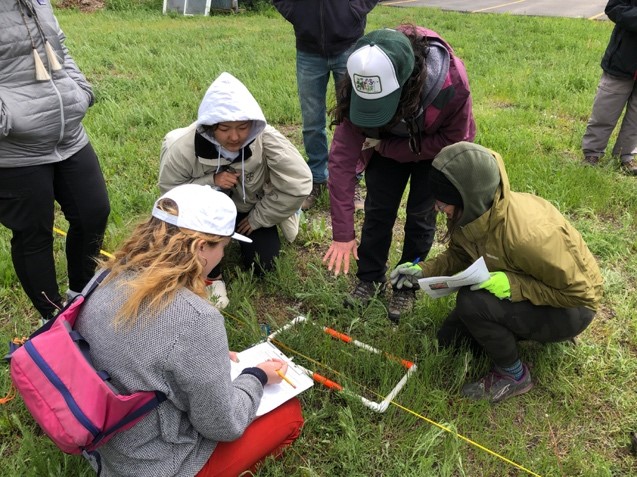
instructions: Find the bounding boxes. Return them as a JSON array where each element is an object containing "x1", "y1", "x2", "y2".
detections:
[
  {"x1": 209, "y1": 211, "x2": 281, "y2": 278},
  {"x1": 0, "y1": 143, "x2": 110, "y2": 319},
  {"x1": 357, "y1": 152, "x2": 437, "y2": 284},
  {"x1": 437, "y1": 287, "x2": 595, "y2": 367}
]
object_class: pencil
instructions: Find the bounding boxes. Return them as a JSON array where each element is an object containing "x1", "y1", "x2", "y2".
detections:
[{"x1": 276, "y1": 369, "x2": 297, "y2": 389}]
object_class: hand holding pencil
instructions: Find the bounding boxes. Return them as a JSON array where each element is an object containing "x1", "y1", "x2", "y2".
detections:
[
  {"x1": 256, "y1": 359, "x2": 293, "y2": 386},
  {"x1": 275, "y1": 369, "x2": 297, "y2": 389}
]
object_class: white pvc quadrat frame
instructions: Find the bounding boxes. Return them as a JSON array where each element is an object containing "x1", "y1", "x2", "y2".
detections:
[{"x1": 267, "y1": 316, "x2": 417, "y2": 413}]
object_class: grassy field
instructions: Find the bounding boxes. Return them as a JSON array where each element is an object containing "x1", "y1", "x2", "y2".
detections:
[{"x1": 1, "y1": 3, "x2": 637, "y2": 476}]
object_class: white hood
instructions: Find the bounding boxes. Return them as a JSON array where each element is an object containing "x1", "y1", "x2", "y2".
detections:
[{"x1": 196, "y1": 72, "x2": 266, "y2": 159}]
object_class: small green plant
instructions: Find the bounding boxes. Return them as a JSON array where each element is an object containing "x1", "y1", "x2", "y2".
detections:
[{"x1": 298, "y1": 213, "x2": 331, "y2": 247}]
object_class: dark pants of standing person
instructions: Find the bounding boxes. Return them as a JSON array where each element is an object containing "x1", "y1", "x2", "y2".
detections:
[
  {"x1": 357, "y1": 152, "x2": 437, "y2": 284},
  {"x1": 437, "y1": 288, "x2": 596, "y2": 367},
  {"x1": 208, "y1": 211, "x2": 281, "y2": 278},
  {"x1": 0, "y1": 143, "x2": 110, "y2": 320}
]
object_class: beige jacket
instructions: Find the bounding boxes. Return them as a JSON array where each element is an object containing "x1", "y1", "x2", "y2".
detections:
[{"x1": 158, "y1": 73, "x2": 311, "y2": 241}]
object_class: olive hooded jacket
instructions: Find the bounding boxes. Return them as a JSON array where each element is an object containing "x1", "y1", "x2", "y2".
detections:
[{"x1": 421, "y1": 142, "x2": 603, "y2": 311}]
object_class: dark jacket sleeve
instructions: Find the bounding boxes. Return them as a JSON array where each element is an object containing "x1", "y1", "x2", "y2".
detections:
[
  {"x1": 328, "y1": 120, "x2": 366, "y2": 242},
  {"x1": 605, "y1": 0, "x2": 637, "y2": 32},
  {"x1": 602, "y1": 0, "x2": 637, "y2": 77}
]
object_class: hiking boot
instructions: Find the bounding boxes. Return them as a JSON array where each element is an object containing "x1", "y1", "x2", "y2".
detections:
[
  {"x1": 354, "y1": 182, "x2": 365, "y2": 211},
  {"x1": 302, "y1": 182, "x2": 326, "y2": 211},
  {"x1": 207, "y1": 279, "x2": 229, "y2": 309},
  {"x1": 621, "y1": 158, "x2": 637, "y2": 176},
  {"x1": 387, "y1": 288, "x2": 416, "y2": 324},
  {"x1": 461, "y1": 364, "x2": 533, "y2": 403},
  {"x1": 582, "y1": 155, "x2": 600, "y2": 166},
  {"x1": 344, "y1": 281, "x2": 385, "y2": 308}
]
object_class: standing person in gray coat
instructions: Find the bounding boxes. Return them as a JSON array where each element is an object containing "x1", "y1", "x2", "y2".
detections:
[
  {"x1": 0, "y1": 0, "x2": 110, "y2": 321},
  {"x1": 272, "y1": 0, "x2": 379, "y2": 210},
  {"x1": 582, "y1": 0, "x2": 637, "y2": 175}
]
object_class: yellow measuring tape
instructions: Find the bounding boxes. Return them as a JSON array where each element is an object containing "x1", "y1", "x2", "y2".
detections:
[
  {"x1": 273, "y1": 337, "x2": 542, "y2": 476},
  {"x1": 227, "y1": 311, "x2": 542, "y2": 477}
]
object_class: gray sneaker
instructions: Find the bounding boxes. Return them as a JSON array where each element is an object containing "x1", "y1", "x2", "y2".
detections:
[
  {"x1": 461, "y1": 364, "x2": 533, "y2": 403},
  {"x1": 345, "y1": 281, "x2": 385, "y2": 308},
  {"x1": 387, "y1": 288, "x2": 416, "y2": 324}
]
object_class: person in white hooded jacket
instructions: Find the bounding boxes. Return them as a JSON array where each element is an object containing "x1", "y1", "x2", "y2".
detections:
[{"x1": 159, "y1": 73, "x2": 312, "y2": 308}]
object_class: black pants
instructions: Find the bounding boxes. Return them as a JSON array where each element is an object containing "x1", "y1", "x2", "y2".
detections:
[
  {"x1": 209, "y1": 211, "x2": 281, "y2": 278},
  {"x1": 437, "y1": 287, "x2": 596, "y2": 367},
  {"x1": 357, "y1": 152, "x2": 437, "y2": 284},
  {"x1": 0, "y1": 143, "x2": 110, "y2": 320}
]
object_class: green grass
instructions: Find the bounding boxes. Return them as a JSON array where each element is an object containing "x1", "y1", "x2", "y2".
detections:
[{"x1": 1, "y1": 4, "x2": 637, "y2": 476}]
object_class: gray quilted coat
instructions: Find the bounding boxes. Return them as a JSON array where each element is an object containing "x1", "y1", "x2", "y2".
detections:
[{"x1": 0, "y1": 0, "x2": 94, "y2": 167}]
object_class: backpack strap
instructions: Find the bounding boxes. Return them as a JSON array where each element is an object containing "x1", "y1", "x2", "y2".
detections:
[
  {"x1": 90, "y1": 391, "x2": 167, "y2": 448},
  {"x1": 82, "y1": 449, "x2": 102, "y2": 476},
  {"x1": 31, "y1": 269, "x2": 110, "y2": 339},
  {"x1": 5, "y1": 270, "x2": 111, "y2": 362}
]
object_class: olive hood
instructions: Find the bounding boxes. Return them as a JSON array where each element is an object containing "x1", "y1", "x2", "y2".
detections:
[{"x1": 431, "y1": 142, "x2": 502, "y2": 226}]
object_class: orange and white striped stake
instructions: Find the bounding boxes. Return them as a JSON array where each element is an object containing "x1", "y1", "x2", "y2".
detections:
[
  {"x1": 322, "y1": 326, "x2": 415, "y2": 370},
  {"x1": 268, "y1": 316, "x2": 417, "y2": 413}
]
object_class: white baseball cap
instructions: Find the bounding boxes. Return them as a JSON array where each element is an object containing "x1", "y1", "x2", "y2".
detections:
[{"x1": 152, "y1": 184, "x2": 252, "y2": 243}]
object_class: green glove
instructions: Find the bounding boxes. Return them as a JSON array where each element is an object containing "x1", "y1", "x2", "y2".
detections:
[
  {"x1": 470, "y1": 271, "x2": 511, "y2": 299},
  {"x1": 389, "y1": 262, "x2": 423, "y2": 289}
]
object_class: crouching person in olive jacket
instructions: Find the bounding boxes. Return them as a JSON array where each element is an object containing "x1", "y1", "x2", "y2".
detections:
[{"x1": 391, "y1": 142, "x2": 603, "y2": 403}]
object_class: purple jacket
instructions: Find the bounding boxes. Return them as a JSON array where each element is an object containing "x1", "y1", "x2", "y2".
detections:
[{"x1": 328, "y1": 27, "x2": 476, "y2": 242}]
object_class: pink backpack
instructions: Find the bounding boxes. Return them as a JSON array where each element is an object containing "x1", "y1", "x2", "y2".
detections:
[{"x1": 8, "y1": 271, "x2": 165, "y2": 460}]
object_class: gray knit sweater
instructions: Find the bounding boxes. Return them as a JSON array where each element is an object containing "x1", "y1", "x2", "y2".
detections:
[{"x1": 75, "y1": 272, "x2": 264, "y2": 477}]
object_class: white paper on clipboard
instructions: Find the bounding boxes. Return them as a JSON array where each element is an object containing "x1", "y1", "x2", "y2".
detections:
[{"x1": 230, "y1": 341, "x2": 313, "y2": 416}]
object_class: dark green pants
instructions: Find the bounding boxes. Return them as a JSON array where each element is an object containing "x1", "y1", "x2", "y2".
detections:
[{"x1": 437, "y1": 287, "x2": 595, "y2": 367}]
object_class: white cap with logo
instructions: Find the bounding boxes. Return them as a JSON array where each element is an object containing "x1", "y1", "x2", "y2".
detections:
[{"x1": 152, "y1": 184, "x2": 252, "y2": 243}]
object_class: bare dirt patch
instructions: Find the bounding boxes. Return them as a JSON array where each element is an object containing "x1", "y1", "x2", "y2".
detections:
[{"x1": 55, "y1": 0, "x2": 105, "y2": 12}]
